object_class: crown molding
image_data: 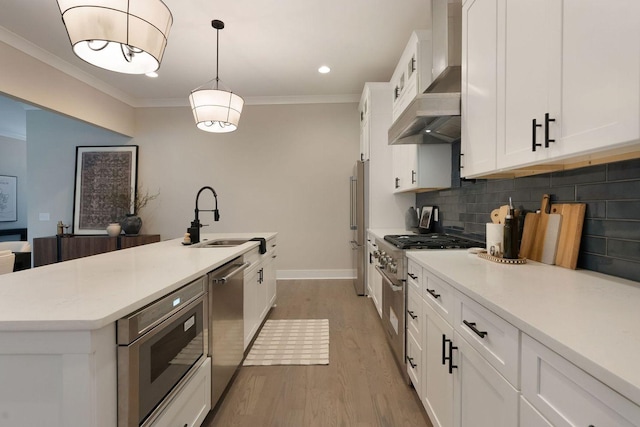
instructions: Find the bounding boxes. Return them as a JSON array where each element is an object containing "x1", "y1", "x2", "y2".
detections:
[
  {"x1": 1, "y1": 26, "x2": 359, "y2": 109},
  {"x1": 0, "y1": 26, "x2": 137, "y2": 107},
  {"x1": 135, "y1": 93, "x2": 360, "y2": 108},
  {"x1": 0, "y1": 128, "x2": 26, "y2": 141}
]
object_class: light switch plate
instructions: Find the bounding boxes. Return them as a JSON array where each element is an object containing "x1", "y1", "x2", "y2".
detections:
[{"x1": 39, "y1": 213, "x2": 50, "y2": 221}]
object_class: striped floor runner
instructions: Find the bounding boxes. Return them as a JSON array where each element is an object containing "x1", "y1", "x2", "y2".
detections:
[{"x1": 243, "y1": 319, "x2": 329, "y2": 366}]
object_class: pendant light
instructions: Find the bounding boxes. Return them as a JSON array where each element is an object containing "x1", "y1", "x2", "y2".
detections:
[
  {"x1": 56, "y1": 0, "x2": 173, "y2": 75},
  {"x1": 189, "y1": 20, "x2": 244, "y2": 133}
]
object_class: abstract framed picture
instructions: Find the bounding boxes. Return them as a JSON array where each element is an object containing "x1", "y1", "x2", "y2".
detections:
[
  {"x1": 72, "y1": 145, "x2": 138, "y2": 235},
  {"x1": 0, "y1": 175, "x2": 17, "y2": 222}
]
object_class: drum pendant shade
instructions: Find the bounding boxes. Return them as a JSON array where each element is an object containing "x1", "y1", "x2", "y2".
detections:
[
  {"x1": 57, "y1": 0, "x2": 173, "y2": 74},
  {"x1": 189, "y1": 19, "x2": 244, "y2": 133}
]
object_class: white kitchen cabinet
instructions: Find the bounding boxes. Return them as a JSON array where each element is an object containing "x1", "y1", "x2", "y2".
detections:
[
  {"x1": 366, "y1": 235, "x2": 382, "y2": 317},
  {"x1": 462, "y1": 0, "x2": 640, "y2": 178},
  {"x1": 361, "y1": 83, "x2": 414, "y2": 229},
  {"x1": 151, "y1": 358, "x2": 211, "y2": 427},
  {"x1": 391, "y1": 30, "x2": 433, "y2": 123},
  {"x1": 243, "y1": 237, "x2": 278, "y2": 350},
  {"x1": 452, "y1": 330, "x2": 519, "y2": 427},
  {"x1": 520, "y1": 396, "x2": 553, "y2": 427},
  {"x1": 460, "y1": 0, "x2": 498, "y2": 177},
  {"x1": 521, "y1": 333, "x2": 640, "y2": 427},
  {"x1": 392, "y1": 144, "x2": 452, "y2": 193},
  {"x1": 422, "y1": 300, "x2": 454, "y2": 427},
  {"x1": 359, "y1": 89, "x2": 371, "y2": 161}
]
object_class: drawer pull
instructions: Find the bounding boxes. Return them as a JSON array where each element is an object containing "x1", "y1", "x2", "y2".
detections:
[
  {"x1": 408, "y1": 273, "x2": 418, "y2": 280},
  {"x1": 441, "y1": 334, "x2": 447, "y2": 365},
  {"x1": 463, "y1": 320, "x2": 488, "y2": 338},
  {"x1": 407, "y1": 310, "x2": 418, "y2": 320},
  {"x1": 407, "y1": 356, "x2": 417, "y2": 369},
  {"x1": 426, "y1": 288, "x2": 441, "y2": 299}
]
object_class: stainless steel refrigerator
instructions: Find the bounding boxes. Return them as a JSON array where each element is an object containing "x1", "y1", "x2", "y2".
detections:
[{"x1": 350, "y1": 160, "x2": 368, "y2": 295}]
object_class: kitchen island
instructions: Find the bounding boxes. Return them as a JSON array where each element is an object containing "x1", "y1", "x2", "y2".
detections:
[{"x1": 0, "y1": 232, "x2": 276, "y2": 427}]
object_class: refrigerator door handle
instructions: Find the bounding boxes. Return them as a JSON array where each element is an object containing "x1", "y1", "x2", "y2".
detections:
[{"x1": 350, "y1": 176, "x2": 357, "y2": 230}]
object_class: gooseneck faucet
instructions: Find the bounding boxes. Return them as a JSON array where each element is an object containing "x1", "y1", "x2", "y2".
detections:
[{"x1": 188, "y1": 186, "x2": 220, "y2": 244}]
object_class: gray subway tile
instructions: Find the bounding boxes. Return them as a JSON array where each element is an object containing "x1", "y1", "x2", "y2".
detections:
[
  {"x1": 577, "y1": 180, "x2": 640, "y2": 201},
  {"x1": 578, "y1": 253, "x2": 640, "y2": 283},
  {"x1": 607, "y1": 158, "x2": 640, "y2": 181},
  {"x1": 580, "y1": 236, "x2": 606, "y2": 255},
  {"x1": 551, "y1": 165, "x2": 606, "y2": 186},
  {"x1": 608, "y1": 201, "x2": 640, "y2": 220},
  {"x1": 585, "y1": 201, "x2": 607, "y2": 219},
  {"x1": 607, "y1": 239, "x2": 640, "y2": 262},
  {"x1": 583, "y1": 219, "x2": 640, "y2": 240}
]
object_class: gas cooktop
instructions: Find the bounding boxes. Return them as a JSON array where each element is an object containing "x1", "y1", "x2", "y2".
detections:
[{"x1": 384, "y1": 233, "x2": 481, "y2": 250}]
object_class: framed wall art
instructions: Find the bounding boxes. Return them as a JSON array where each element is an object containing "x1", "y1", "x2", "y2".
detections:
[
  {"x1": 0, "y1": 175, "x2": 17, "y2": 222},
  {"x1": 73, "y1": 145, "x2": 138, "y2": 235}
]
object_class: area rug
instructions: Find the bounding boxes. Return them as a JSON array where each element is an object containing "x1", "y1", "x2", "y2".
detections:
[{"x1": 243, "y1": 319, "x2": 329, "y2": 366}]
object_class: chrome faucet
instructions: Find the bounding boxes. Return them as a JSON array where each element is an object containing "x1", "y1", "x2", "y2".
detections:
[{"x1": 188, "y1": 186, "x2": 220, "y2": 244}]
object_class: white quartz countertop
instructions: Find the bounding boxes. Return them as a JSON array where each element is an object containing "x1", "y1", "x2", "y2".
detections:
[
  {"x1": 407, "y1": 250, "x2": 640, "y2": 407},
  {"x1": 0, "y1": 232, "x2": 276, "y2": 332}
]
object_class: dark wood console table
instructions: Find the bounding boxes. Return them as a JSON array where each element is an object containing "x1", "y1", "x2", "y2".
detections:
[{"x1": 33, "y1": 234, "x2": 161, "y2": 267}]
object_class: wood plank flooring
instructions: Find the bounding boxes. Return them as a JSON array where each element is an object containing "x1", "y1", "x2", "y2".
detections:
[{"x1": 203, "y1": 279, "x2": 433, "y2": 427}]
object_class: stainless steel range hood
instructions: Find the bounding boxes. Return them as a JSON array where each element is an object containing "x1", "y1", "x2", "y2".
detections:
[{"x1": 389, "y1": 0, "x2": 462, "y2": 145}]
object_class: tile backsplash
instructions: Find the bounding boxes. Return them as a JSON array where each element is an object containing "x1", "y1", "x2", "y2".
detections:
[{"x1": 415, "y1": 158, "x2": 640, "y2": 283}]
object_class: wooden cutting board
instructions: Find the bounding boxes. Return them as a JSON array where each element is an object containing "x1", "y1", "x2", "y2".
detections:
[
  {"x1": 527, "y1": 195, "x2": 562, "y2": 264},
  {"x1": 519, "y1": 212, "x2": 539, "y2": 259},
  {"x1": 550, "y1": 203, "x2": 587, "y2": 269}
]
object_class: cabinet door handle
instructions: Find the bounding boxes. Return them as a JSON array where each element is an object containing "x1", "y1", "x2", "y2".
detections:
[
  {"x1": 426, "y1": 288, "x2": 441, "y2": 299},
  {"x1": 463, "y1": 320, "x2": 488, "y2": 338},
  {"x1": 442, "y1": 334, "x2": 447, "y2": 365},
  {"x1": 407, "y1": 310, "x2": 418, "y2": 320},
  {"x1": 394, "y1": 86, "x2": 400, "y2": 100},
  {"x1": 459, "y1": 152, "x2": 464, "y2": 169},
  {"x1": 545, "y1": 113, "x2": 556, "y2": 147},
  {"x1": 408, "y1": 273, "x2": 418, "y2": 280},
  {"x1": 411, "y1": 170, "x2": 416, "y2": 184},
  {"x1": 361, "y1": 153, "x2": 364, "y2": 161},
  {"x1": 447, "y1": 338, "x2": 458, "y2": 374},
  {"x1": 532, "y1": 118, "x2": 543, "y2": 151},
  {"x1": 407, "y1": 356, "x2": 417, "y2": 369},
  {"x1": 395, "y1": 177, "x2": 400, "y2": 189}
]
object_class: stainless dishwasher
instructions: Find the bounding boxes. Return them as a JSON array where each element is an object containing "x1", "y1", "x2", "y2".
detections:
[{"x1": 208, "y1": 256, "x2": 250, "y2": 407}]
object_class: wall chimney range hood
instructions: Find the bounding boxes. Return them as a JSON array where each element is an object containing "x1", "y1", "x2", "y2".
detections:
[{"x1": 389, "y1": 0, "x2": 462, "y2": 145}]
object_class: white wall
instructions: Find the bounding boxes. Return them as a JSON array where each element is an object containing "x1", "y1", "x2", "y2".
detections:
[
  {"x1": 0, "y1": 135, "x2": 27, "y2": 231},
  {"x1": 133, "y1": 103, "x2": 360, "y2": 277},
  {"x1": 26, "y1": 110, "x2": 130, "y2": 240}
]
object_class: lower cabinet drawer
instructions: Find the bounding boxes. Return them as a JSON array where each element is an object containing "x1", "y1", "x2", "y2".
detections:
[
  {"x1": 407, "y1": 284, "x2": 423, "y2": 339},
  {"x1": 454, "y1": 292, "x2": 519, "y2": 386},
  {"x1": 151, "y1": 357, "x2": 212, "y2": 427},
  {"x1": 521, "y1": 334, "x2": 640, "y2": 427}
]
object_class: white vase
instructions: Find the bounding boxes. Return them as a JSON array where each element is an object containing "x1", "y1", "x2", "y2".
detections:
[{"x1": 106, "y1": 223, "x2": 121, "y2": 237}]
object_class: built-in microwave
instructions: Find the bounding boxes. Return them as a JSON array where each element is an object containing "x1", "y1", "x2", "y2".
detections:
[{"x1": 117, "y1": 277, "x2": 208, "y2": 427}]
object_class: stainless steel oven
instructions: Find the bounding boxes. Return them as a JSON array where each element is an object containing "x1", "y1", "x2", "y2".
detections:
[
  {"x1": 374, "y1": 233, "x2": 480, "y2": 383},
  {"x1": 117, "y1": 277, "x2": 208, "y2": 427},
  {"x1": 373, "y1": 237, "x2": 408, "y2": 381}
]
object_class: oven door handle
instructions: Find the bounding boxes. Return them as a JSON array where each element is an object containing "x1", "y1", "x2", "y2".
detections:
[{"x1": 375, "y1": 265, "x2": 403, "y2": 292}]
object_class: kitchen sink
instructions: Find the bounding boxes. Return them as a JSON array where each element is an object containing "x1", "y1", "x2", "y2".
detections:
[{"x1": 192, "y1": 239, "x2": 250, "y2": 248}]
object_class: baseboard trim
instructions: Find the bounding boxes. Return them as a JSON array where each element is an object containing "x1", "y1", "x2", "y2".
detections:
[{"x1": 276, "y1": 269, "x2": 356, "y2": 280}]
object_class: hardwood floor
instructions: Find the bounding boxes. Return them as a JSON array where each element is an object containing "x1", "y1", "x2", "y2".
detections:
[{"x1": 204, "y1": 279, "x2": 433, "y2": 427}]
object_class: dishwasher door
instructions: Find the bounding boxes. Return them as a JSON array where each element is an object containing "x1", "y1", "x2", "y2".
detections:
[{"x1": 208, "y1": 256, "x2": 250, "y2": 407}]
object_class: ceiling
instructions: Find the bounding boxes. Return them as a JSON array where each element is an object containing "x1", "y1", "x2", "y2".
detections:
[{"x1": 0, "y1": 0, "x2": 431, "y2": 108}]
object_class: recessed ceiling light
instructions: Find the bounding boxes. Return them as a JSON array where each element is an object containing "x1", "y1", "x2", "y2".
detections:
[
  {"x1": 145, "y1": 71, "x2": 159, "y2": 78},
  {"x1": 318, "y1": 65, "x2": 331, "y2": 74}
]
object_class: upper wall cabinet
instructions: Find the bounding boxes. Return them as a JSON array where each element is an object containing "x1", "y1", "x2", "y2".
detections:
[
  {"x1": 359, "y1": 88, "x2": 371, "y2": 161},
  {"x1": 391, "y1": 30, "x2": 433, "y2": 124},
  {"x1": 461, "y1": 0, "x2": 640, "y2": 178}
]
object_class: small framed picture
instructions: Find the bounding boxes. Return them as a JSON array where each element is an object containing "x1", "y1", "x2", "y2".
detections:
[
  {"x1": 0, "y1": 175, "x2": 17, "y2": 222},
  {"x1": 419, "y1": 206, "x2": 433, "y2": 231},
  {"x1": 73, "y1": 145, "x2": 138, "y2": 235}
]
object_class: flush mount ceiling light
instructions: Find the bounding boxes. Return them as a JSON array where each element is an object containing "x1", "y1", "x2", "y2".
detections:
[
  {"x1": 189, "y1": 20, "x2": 244, "y2": 133},
  {"x1": 56, "y1": 0, "x2": 173, "y2": 74},
  {"x1": 318, "y1": 65, "x2": 331, "y2": 74}
]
